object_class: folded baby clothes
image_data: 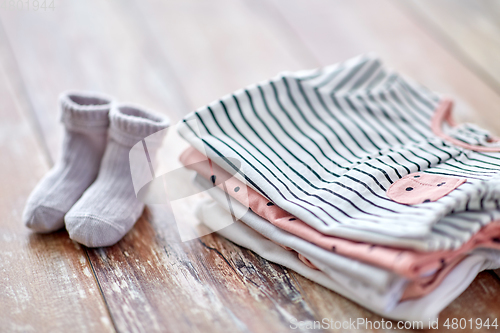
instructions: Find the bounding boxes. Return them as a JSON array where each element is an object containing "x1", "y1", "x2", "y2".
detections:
[
  {"x1": 180, "y1": 146, "x2": 500, "y2": 278},
  {"x1": 177, "y1": 54, "x2": 500, "y2": 245},
  {"x1": 177, "y1": 54, "x2": 500, "y2": 322}
]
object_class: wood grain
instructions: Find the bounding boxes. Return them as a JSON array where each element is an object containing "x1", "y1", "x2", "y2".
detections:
[
  {"x1": 399, "y1": 0, "x2": 500, "y2": 95},
  {"x1": 0, "y1": 0, "x2": 190, "y2": 161},
  {"x1": 123, "y1": 0, "x2": 317, "y2": 111},
  {"x1": 86, "y1": 210, "x2": 323, "y2": 333},
  {"x1": 0, "y1": 23, "x2": 113, "y2": 333},
  {"x1": 438, "y1": 271, "x2": 500, "y2": 331}
]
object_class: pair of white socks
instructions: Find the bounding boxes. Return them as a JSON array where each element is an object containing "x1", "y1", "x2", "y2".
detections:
[{"x1": 23, "y1": 91, "x2": 170, "y2": 247}]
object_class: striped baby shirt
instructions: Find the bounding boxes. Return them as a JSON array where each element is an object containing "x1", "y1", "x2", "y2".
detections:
[{"x1": 177, "y1": 54, "x2": 500, "y2": 247}]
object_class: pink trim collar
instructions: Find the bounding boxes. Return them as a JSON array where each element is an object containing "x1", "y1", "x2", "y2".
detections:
[{"x1": 431, "y1": 98, "x2": 500, "y2": 152}]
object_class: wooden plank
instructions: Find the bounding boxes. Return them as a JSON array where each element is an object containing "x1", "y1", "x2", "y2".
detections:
[
  {"x1": 120, "y1": 0, "x2": 317, "y2": 111},
  {"x1": 0, "y1": 0, "x2": 190, "y2": 160},
  {"x1": 398, "y1": 0, "x2": 500, "y2": 95},
  {"x1": 263, "y1": 0, "x2": 500, "y2": 135},
  {"x1": 0, "y1": 23, "x2": 114, "y2": 333},
  {"x1": 438, "y1": 271, "x2": 500, "y2": 331},
  {"x1": 86, "y1": 212, "x2": 321, "y2": 332}
]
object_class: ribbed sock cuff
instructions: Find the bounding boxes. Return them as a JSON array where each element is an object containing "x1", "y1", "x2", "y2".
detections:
[
  {"x1": 60, "y1": 91, "x2": 113, "y2": 133},
  {"x1": 109, "y1": 104, "x2": 170, "y2": 147}
]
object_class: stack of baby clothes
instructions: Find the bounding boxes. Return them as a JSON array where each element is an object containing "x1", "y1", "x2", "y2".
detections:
[{"x1": 177, "y1": 54, "x2": 500, "y2": 322}]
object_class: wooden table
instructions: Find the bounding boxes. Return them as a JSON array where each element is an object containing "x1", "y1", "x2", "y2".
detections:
[{"x1": 1, "y1": 1, "x2": 500, "y2": 332}]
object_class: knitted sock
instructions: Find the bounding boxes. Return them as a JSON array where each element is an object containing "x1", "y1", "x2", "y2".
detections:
[
  {"x1": 23, "y1": 91, "x2": 113, "y2": 232},
  {"x1": 65, "y1": 104, "x2": 170, "y2": 247}
]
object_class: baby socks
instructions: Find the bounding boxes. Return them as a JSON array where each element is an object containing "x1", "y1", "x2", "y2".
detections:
[
  {"x1": 64, "y1": 104, "x2": 170, "y2": 247},
  {"x1": 23, "y1": 91, "x2": 113, "y2": 232},
  {"x1": 24, "y1": 92, "x2": 170, "y2": 247}
]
